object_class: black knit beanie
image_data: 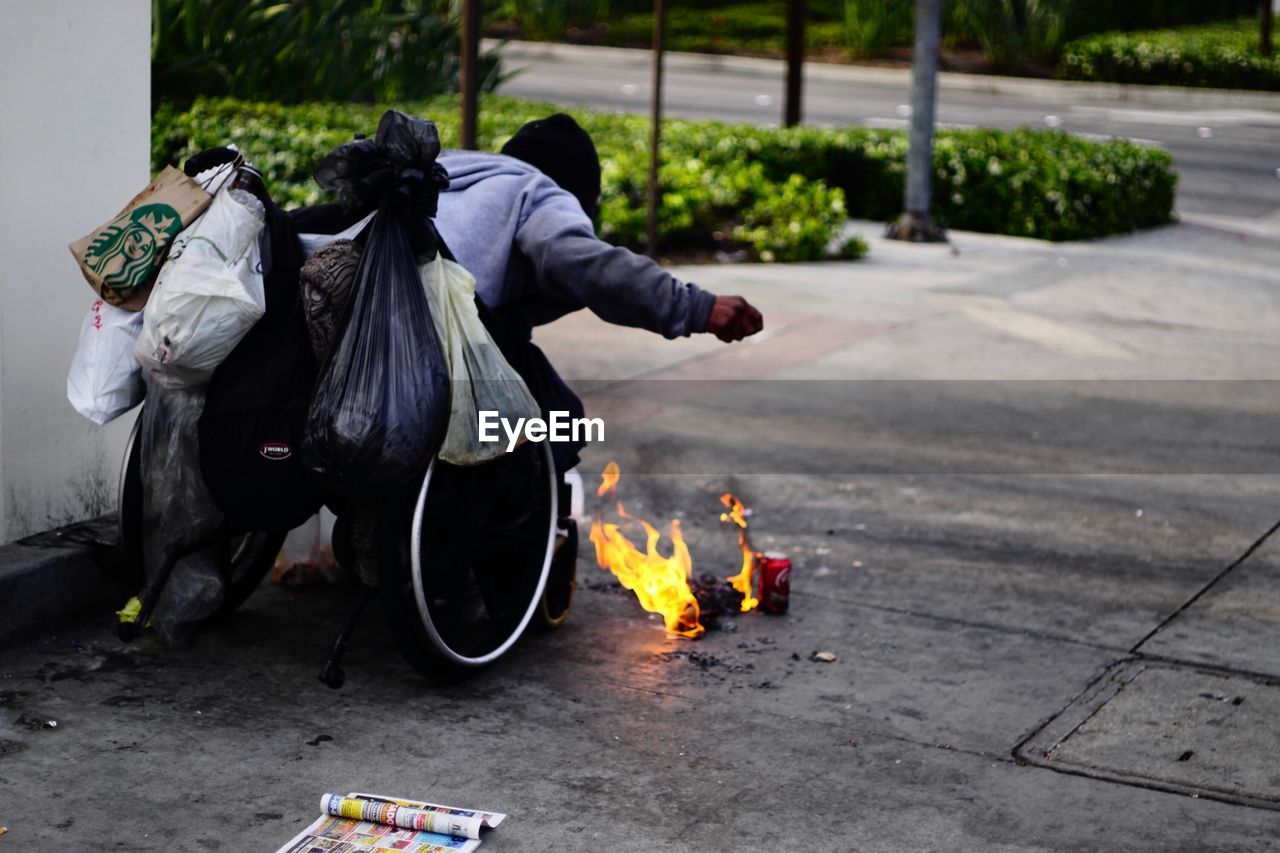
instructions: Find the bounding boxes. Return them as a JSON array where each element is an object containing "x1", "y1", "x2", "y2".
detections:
[{"x1": 500, "y1": 113, "x2": 601, "y2": 221}]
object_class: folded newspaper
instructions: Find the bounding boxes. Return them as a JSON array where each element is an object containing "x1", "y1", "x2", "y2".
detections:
[{"x1": 275, "y1": 793, "x2": 506, "y2": 853}]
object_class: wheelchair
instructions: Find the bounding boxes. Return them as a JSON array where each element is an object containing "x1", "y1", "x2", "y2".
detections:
[
  {"x1": 116, "y1": 408, "x2": 576, "y2": 685},
  {"x1": 113, "y1": 137, "x2": 576, "y2": 684}
]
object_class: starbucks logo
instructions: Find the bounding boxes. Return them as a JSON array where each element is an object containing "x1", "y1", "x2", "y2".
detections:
[{"x1": 83, "y1": 203, "x2": 183, "y2": 293}]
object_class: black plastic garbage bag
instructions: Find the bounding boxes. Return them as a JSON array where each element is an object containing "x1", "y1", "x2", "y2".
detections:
[
  {"x1": 139, "y1": 375, "x2": 226, "y2": 644},
  {"x1": 301, "y1": 110, "x2": 451, "y2": 497}
]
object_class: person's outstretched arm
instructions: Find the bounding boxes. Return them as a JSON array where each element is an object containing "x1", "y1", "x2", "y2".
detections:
[{"x1": 517, "y1": 185, "x2": 763, "y2": 341}]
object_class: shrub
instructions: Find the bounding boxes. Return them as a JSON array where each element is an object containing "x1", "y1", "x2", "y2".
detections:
[
  {"x1": 843, "y1": 0, "x2": 913, "y2": 59},
  {"x1": 947, "y1": 0, "x2": 1065, "y2": 67},
  {"x1": 1058, "y1": 0, "x2": 1256, "y2": 42},
  {"x1": 928, "y1": 129, "x2": 1176, "y2": 240},
  {"x1": 1058, "y1": 17, "x2": 1280, "y2": 90},
  {"x1": 732, "y1": 175, "x2": 852, "y2": 262},
  {"x1": 496, "y1": 0, "x2": 608, "y2": 40},
  {"x1": 153, "y1": 96, "x2": 1176, "y2": 258},
  {"x1": 945, "y1": 0, "x2": 1256, "y2": 66},
  {"x1": 151, "y1": 0, "x2": 503, "y2": 105}
]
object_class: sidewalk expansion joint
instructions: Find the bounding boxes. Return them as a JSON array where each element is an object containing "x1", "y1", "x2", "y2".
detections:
[
  {"x1": 1129, "y1": 515, "x2": 1280, "y2": 654},
  {"x1": 1130, "y1": 651, "x2": 1280, "y2": 686}
]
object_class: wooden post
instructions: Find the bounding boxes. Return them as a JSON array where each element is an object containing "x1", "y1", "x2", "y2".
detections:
[
  {"x1": 785, "y1": 0, "x2": 806, "y2": 127},
  {"x1": 460, "y1": 0, "x2": 481, "y2": 149},
  {"x1": 646, "y1": 0, "x2": 667, "y2": 257},
  {"x1": 1262, "y1": 0, "x2": 1274, "y2": 57}
]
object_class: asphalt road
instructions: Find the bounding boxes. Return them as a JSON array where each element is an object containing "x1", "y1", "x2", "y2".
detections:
[{"x1": 495, "y1": 43, "x2": 1280, "y2": 221}]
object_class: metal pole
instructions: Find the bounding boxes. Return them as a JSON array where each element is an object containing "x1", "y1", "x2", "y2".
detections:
[
  {"x1": 785, "y1": 0, "x2": 806, "y2": 127},
  {"x1": 646, "y1": 0, "x2": 667, "y2": 257},
  {"x1": 460, "y1": 0, "x2": 481, "y2": 149},
  {"x1": 888, "y1": 0, "x2": 944, "y2": 241}
]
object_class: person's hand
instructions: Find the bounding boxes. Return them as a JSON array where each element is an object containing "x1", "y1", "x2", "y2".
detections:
[{"x1": 705, "y1": 295, "x2": 763, "y2": 343}]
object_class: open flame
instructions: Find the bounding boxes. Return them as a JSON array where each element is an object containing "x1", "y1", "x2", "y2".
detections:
[
  {"x1": 590, "y1": 462, "x2": 705, "y2": 638},
  {"x1": 720, "y1": 493, "x2": 758, "y2": 611},
  {"x1": 590, "y1": 462, "x2": 768, "y2": 638}
]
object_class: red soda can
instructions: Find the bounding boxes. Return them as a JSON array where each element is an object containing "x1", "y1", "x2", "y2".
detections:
[{"x1": 756, "y1": 552, "x2": 791, "y2": 615}]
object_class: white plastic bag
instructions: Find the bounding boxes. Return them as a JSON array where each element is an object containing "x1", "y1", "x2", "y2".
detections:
[
  {"x1": 135, "y1": 184, "x2": 267, "y2": 389},
  {"x1": 272, "y1": 508, "x2": 342, "y2": 587},
  {"x1": 66, "y1": 299, "x2": 146, "y2": 425},
  {"x1": 420, "y1": 257, "x2": 541, "y2": 465}
]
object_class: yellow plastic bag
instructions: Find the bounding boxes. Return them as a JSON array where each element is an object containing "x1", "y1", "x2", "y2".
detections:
[
  {"x1": 420, "y1": 258, "x2": 541, "y2": 465},
  {"x1": 116, "y1": 596, "x2": 151, "y2": 628}
]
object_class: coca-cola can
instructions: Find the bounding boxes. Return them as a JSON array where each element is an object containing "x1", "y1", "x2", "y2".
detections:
[{"x1": 756, "y1": 552, "x2": 791, "y2": 615}]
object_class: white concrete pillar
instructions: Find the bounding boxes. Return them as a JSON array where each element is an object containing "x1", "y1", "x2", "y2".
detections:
[{"x1": 0, "y1": 1, "x2": 151, "y2": 540}]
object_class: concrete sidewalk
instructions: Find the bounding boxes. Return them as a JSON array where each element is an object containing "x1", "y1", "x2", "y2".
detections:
[
  {"x1": 2, "y1": 219, "x2": 1279, "y2": 850},
  {"x1": 544, "y1": 216, "x2": 1280, "y2": 382}
]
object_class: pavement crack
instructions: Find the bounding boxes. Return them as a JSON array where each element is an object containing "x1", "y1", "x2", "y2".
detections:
[
  {"x1": 1129, "y1": 515, "x2": 1280, "y2": 654},
  {"x1": 591, "y1": 675, "x2": 1014, "y2": 765},
  {"x1": 805, "y1": 592, "x2": 1132, "y2": 656}
]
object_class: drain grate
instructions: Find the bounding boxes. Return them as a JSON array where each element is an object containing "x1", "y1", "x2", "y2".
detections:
[{"x1": 1016, "y1": 660, "x2": 1280, "y2": 810}]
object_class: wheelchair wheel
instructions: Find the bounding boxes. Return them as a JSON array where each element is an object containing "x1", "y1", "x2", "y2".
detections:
[
  {"x1": 116, "y1": 406, "x2": 284, "y2": 618},
  {"x1": 379, "y1": 441, "x2": 558, "y2": 674}
]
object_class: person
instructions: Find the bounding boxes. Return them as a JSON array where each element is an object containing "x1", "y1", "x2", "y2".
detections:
[
  {"x1": 432, "y1": 112, "x2": 764, "y2": 476},
  {"x1": 431, "y1": 114, "x2": 763, "y2": 627},
  {"x1": 290, "y1": 114, "x2": 764, "y2": 623}
]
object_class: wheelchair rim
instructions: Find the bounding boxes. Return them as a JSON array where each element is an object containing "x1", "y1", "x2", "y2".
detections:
[{"x1": 409, "y1": 442, "x2": 558, "y2": 667}]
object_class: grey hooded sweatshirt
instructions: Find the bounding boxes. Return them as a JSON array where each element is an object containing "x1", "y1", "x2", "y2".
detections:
[{"x1": 433, "y1": 151, "x2": 716, "y2": 338}]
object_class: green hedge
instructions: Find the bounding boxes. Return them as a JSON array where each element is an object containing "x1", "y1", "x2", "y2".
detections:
[
  {"x1": 1058, "y1": 0, "x2": 1257, "y2": 42},
  {"x1": 153, "y1": 96, "x2": 1176, "y2": 258},
  {"x1": 1059, "y1": 18, "x2": 1280, "y2": 90}
]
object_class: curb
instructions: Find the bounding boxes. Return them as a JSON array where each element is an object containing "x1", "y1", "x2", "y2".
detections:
[
  {"x1": 489, "y1": 39, "x2": 1280, "y2": 111},
  {"x1": 1178, "y1": 212, "x2": 1280, "y2": 242},
  {"x1": 0, "y1": 517, "x2": 122, "y2": 650}
]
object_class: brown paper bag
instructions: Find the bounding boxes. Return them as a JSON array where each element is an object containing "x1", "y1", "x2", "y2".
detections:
[{"x1": 69, "y1": 166, "x2": 216, "y2": 311}]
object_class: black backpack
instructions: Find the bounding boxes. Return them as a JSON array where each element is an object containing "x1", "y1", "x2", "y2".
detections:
[{"x1": 198, "y1": 201, "x2": 323, "y2": 532}]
